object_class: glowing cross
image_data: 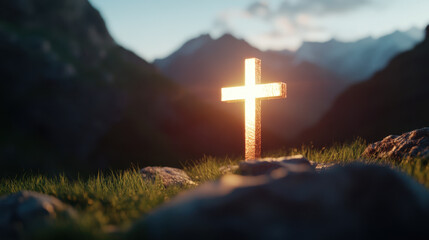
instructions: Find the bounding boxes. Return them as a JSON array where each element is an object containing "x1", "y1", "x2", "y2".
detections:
[{"x1": 221, "y1": 58, "x2": 287, "y2": 161}]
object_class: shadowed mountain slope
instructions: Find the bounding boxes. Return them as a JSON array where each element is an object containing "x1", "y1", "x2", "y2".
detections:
[
  {"x1": 298, "y1": 27, "x2": 429, "y2": 146},
  {"x1": 0, "y1": 0, "x2": 245, "y2": 174}
]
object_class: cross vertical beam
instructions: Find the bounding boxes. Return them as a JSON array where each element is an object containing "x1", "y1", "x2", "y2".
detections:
[
  {"x1": 245, "y1": 58, "x2": 261, "y2": 160},
  {"x1": 221, "y1": 58, "x2": 287, "y2": 161}
]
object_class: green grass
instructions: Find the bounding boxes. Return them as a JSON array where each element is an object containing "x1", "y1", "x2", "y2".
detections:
[
  {"x1": 1, "y1": 170, "x2": 184, "y2": 226},
  {"x1": 268, "y1": 138, "x2": 368, "y2": 164},
  {"x1": 1, "y1": 139, "x2": 428, "y2": 239},
  {"x1": 183, "y1": 155, "x2": 240, "y2": 183}
]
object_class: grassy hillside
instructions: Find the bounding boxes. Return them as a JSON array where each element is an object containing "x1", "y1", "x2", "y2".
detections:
[{"x1": 1, "y1": 140, "x2": 428, "y2": 239}]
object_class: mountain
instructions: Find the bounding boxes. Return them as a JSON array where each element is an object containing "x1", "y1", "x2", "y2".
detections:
[
  {"x1": 298, "y1": 26, "x2": 429, "y2": 146},
  {"x1": 294, "y1": 27, "x2": 424, "y2": 82},
  {"x1": 154, "y1": 34, "x2": 347, "y2": 140},
  {"x1": 0, "y1": 0, "x2": 244, "y2": 174}
]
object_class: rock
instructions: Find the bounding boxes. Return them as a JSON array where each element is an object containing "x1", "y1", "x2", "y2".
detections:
[
  {"x1": 135, "y1": 164, "x2": 429, "y2": 239},
  {"x1": 362, "y1": 127, "x2": 429, "y2": 160},
  {"x1": 239, "y1": 155, "x2": 313, "y2": 176},
  {"x1": 218, "y1": 165, "x2": 239, "y2": 175},
  {"x1": 140, "y1": 167, "x2": 196, "y2": 187},
  {"x1": 0, "y1": 191, "x2": 77, "y2": 240},
  {"x1": 309, "y1": 161, "x2": 337, "y2": 171}
]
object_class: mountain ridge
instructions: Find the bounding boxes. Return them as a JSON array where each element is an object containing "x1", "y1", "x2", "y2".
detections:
[
  {"x1": 297, "y1": 26, "x2": 429, "y2": 145},
  {"x1": 294, "y1": 27, "x2": 423, "y2": 81},
  {"x1": 154, "y1": 33, "x2": 347, "y2": 140}
]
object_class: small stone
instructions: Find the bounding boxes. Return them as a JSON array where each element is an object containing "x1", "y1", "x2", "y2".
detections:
[
  {"x1": 309, "y1": 161, "x2": 336, "y2": 171},
  {"x1": 362, "y1": 127, "x2": 429, "y2": 160},
  {"x1": 239, "y1": 155, "x2": 313, "y2": 176},
  {"x1": 140, "y1": 167, "x2": 196, "y2": 187},
  {"x1": 218, "y1": 165, "x2": 239, "y2": 175}
]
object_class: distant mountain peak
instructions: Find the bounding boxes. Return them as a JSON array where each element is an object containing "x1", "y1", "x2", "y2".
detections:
[
  {"x1": 0, "y1": 0, "x2": 114, "y2": 46},
  {"x1": 356, "y1": 36, "x2": 375, "y2": 43},
  {"x1": 178, "y1": 33, "x2": 213, "y2": 56},
  {"x1": 198, "y1": 33, "x2": 212, "y2": 39},
  {"x1": 218, "y1": 33, "x2": 238, "y2": 40},
  {"x1": 153, "y1": 33, "x2": 214, "y2": 69},
  {"x1": 191, "y1": 33, "x2": 213, "y2": 43},
  {"x1": 215, "y1": 33, "x2": 249, "y2": 46},
  {"x1": 294, "y1": 27, "x2": 424, "y2": 81},
  {"x1": 154, "y1": 32, "x2": 255, "y2": 70},
  {"x1": 385, "y1": 29, "x2": 410, "y2": 40},
  {"x1": 327, "y1": 38, "x2": 339, "y2": 43}
]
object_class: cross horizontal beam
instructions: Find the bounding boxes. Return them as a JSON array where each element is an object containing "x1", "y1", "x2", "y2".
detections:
[
  {"x1": 221, "y1": 58, "x2": 287, "y2": 161},
  {"x1": 221, "y1": 82, "x2": 287, "y2": 102}
]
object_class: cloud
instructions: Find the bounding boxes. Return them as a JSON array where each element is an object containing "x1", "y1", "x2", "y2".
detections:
[
  {"x1": 246, "y1": 1, "x2": 270, "y2": 18},
  {"x1": 211, "y1": 0, "x2": 376, "y2": 51},
  {"x1": 212, "y1": 9, "x2": 251, "y2": 34},
  {"x1": 277, "y1": 0, "x2": 371, "y2": 17},
  {"x1": 213, "y1": 12, "x2": 231, "y2": 32},
  {"x1": 247, "y1": 0, "x2": 373, "y2": 38},
  {"x1": 245, "y1": 0, "x2": 372, "y2": 23}
]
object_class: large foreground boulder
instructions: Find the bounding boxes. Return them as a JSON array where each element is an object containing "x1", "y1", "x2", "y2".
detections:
[
  {"x1": 0, "y1": 191, "x2": 77, "y2": 240},
  {"x1": 135, "y1": 164, "x2": 429, "y2": 240},
  {"x1": 362, "y1": 127, "x2": 429, "y2": 159}
]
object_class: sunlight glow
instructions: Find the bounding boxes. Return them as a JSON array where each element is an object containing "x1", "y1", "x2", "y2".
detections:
[{"x1": 221, "y1": 58, "x2": 287, "y2": 161}]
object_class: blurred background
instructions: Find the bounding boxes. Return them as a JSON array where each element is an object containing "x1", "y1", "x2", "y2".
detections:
[{"x1": 1, "y1": 0, "x2": 428, "y2": 175}]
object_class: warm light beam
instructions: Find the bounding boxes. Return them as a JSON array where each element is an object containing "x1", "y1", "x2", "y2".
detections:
[{"x1": 221, "y1": 58, "x2": 287, "y2": 161}]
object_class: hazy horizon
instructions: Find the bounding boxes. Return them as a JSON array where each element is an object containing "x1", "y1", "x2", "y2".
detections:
[{"x1": 89, "y1": 0, "x2": 429, "y2": 61}]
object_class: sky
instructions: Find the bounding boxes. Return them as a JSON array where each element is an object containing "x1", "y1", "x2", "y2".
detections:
[{"x1": 88, "y1": 0, "x2": 429, "y2": 62}]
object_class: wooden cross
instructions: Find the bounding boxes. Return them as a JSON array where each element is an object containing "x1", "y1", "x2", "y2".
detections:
[{"x1": 221, "y1": 58, "x2": 287, "y2": 161}]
